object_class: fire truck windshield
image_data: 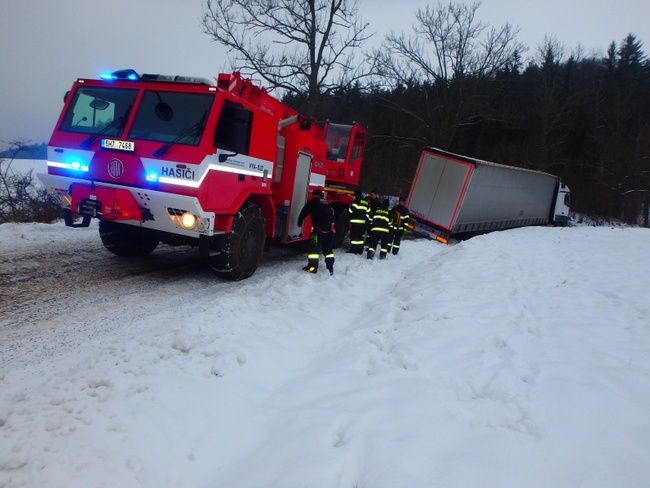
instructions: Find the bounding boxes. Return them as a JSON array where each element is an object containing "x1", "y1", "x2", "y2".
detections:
[
  {"x1": 128, "y1": 91, "x2": 214, "y2": 145},
  {"x1": 60, "y1": 86, "x2": 137, "y2": 136}
]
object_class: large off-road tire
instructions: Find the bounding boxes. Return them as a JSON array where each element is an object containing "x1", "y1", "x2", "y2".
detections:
[
  {"x1": 99, "y1": 220, "x2": 160, "y2": 257},
  {"x1": 333, "y1": 209, "x2": 350, "y2": 249},
  {"x1": 209, "y1": 202, "x2": 265, "y2": 281}
]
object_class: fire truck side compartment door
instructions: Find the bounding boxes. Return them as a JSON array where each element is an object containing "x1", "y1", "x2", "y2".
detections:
[{"x1": 286, "y1": 151, "x2": 313, "y2": 241}]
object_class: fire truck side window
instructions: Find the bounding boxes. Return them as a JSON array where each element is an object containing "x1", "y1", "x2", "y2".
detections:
[
  {"x1": 350, "y1": 130, "x2": 365, "y2": 162},
  {"x1": 213, "y1": 100, "x2": 253, "y2": 155},
  {"x1": 59, "y1": 87, "x2": 138, "y2": 135}
]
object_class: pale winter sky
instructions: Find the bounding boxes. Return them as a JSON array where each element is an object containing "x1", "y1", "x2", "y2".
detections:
[{"x1": 1, "y1": 0, "x2": 649, "y2": 145}]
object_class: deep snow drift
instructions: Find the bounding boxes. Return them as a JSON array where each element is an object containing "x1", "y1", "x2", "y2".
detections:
[{"x1": 1, "y1": 222, "x2": 649, "y2": 488}]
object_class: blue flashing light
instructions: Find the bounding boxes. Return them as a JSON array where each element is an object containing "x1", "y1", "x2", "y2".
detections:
[
  {"x1": 66, "y1": 160, "x2": 89, "y2": 172},
  {"x1": 146, "y1": 172, "x2": 159, "y2": 182},
  {"x1": 100, "y1": 69, "x2": 141, "y2": 82}
]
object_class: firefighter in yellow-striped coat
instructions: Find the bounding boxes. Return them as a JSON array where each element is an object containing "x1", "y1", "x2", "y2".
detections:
[
  {"x1": 367, "y1": 199, "x2": 392, "y2": 260},
  {"x1": 347, "y1": 189, "x2": 369, "y2": 254},
  {"x1": 388, "y1": 195, "x2": 411, "y2": 255}
]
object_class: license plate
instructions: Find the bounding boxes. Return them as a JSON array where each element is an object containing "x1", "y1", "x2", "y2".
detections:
[{"x1": 101, "y1": 138, "x2": 135, "y2": 152}]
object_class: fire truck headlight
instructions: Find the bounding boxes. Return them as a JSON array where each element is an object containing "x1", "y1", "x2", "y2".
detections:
[{"x1": 180, "y1": 212, "x2": 197, "y2": 229}]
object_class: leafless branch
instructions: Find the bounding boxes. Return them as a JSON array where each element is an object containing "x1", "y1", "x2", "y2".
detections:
[{"x1": 201, "y1": 0, "x2": 373, "y2": 106}]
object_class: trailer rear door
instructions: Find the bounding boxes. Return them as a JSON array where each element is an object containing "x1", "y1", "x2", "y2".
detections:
[{"x1": 408, "y1": 151, "x2": 473, "y2": 230}]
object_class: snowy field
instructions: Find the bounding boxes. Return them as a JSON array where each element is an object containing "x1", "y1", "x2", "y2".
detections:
[{"x1": 1, "y1": 222, "x2": 649, "y2": 488}]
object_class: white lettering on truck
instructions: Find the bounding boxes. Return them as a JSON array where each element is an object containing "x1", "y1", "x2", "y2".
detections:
[{"x1": 161, "y1": 167, "x2": 196, "y2": 180}]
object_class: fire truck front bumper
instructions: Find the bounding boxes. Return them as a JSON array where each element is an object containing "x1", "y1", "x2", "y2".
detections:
[{"x1": 38, "y1": 173, "x2": 216, "y2": 237}]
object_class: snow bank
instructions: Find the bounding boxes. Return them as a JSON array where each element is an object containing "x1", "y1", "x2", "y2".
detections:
[{"x1": 1, "y1": 223, "x2": 649, "y2": 487}]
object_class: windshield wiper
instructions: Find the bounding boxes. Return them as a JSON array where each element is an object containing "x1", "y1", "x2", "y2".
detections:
[
  {"x1": 153, "y1": 111, "x2": 207, "y2": 158},
  {"x1": 81, "y1": 105, "x2": 132, "y2": 149}
]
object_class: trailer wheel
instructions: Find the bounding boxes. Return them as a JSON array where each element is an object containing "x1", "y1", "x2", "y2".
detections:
[
  {"x1": 99, "y1": 221, "x2": 159, "y2": 257},
  {"x1": 209, "y1": 202, "x2": 265, "y2": 281}
]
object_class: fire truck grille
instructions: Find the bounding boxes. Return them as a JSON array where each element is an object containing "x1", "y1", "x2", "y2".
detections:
[{"x1": 167, "y1": 207, "x2": 188, "y2": 217}]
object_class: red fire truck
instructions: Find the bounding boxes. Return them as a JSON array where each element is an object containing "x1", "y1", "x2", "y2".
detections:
[{"x1": 38, "y1": 69, "x2": 366, "y2": 280}]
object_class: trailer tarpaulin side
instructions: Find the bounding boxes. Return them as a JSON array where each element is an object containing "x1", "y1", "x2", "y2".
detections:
[{"x1": 455, "y1": 160, "x2": 557, "y2": 233}]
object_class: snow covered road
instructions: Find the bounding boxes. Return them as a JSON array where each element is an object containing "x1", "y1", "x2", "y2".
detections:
[{"x1": 0, "y1": 222, "x2": 309, "y2": 378}]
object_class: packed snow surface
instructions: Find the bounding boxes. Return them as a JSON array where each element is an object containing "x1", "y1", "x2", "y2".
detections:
[{"x1": 1, "y1": 222, "x2": 649, "y2": 487}]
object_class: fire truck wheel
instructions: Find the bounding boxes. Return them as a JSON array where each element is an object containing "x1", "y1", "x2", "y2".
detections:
[
  {"x1": 99, "y1": 221, "x2": 160, "y2": 257},
  {"x1": 210, "y1": 202, "x2": 265, "y2": 281},
  {"x1": 333, "y1": 210, "x2": 349, "y2": 248}
]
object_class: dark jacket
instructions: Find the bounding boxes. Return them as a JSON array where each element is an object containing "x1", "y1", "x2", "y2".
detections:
[
  {"x1": 368, "y1": 196, "x2": 380, "y2": 215},
  {"x1": 298, "y1": 196, "x2": 335, "y2": 232},
  {"x1": 390, "y1": 203, "x2": 411, "y2": 232}
]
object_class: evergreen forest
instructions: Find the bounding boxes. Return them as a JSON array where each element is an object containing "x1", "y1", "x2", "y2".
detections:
[
  {"x1": 286, "y1": 34, "x2": 650, "y2": 226},
  {"x1": 5, "y1": 3, "x2": 650, "y2": 227}
]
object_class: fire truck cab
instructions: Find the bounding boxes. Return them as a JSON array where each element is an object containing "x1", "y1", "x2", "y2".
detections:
[{"x1": 38, "y1": 69, "x2": 366, "y2": 280}]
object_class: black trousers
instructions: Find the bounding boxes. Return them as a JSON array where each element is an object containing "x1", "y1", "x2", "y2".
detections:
[
  {"x1": 307, "y1": 229, "x2": 335, "y2": 271},
  {"x1": 367, "y1": 230, "x2": 390, "y2": 259},
  {"x1": 349, "y1": 223, "x2": 366, "y2": 254},
  {"x1": 389, "y1": 229, "x2": 403, "y2": 254}
]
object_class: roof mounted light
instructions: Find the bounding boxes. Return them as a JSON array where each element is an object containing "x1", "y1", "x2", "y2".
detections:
[
  {"x1": 141, "y1": 73, "x2": 212, "y2": 86},
  {"x1": 100, "y1": 69, "x2": 141, "y2": 81}
]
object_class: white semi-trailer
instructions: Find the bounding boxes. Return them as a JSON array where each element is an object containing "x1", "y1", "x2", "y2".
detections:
[{"x1": 407, "y1": 147, "x2": 571, "y2": 243}]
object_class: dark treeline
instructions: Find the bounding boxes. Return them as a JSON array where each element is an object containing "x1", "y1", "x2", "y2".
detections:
[
  {"x1": 0, "y1": 142, "x2": 47, "y2": 160},
  {"x1": 286, "y1": 34, "x2": 650, "y2": 226}
]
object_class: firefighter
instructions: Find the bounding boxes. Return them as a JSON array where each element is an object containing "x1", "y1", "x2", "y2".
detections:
[
  {"x1": 367, "y1": 199, "x2": 392, "y2": 260},
  {"x1": 367, "y1": 189, "x2": 380, "y2": 214},
  {"x1": 297, "y1": 188, "x2": 336, "y2": 275},
  {"x1": 365, "y1": 189, "x2": 380, "y2": 246},
  {"x1": 388, "y1": 195, "x2": 411, "y2": 255},
  {"x1": 347, "y1": 189, "x2": 369, "y2": 254}
]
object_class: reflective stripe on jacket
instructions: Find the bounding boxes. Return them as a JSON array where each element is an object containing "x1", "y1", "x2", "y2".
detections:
[
  {"x1": 370, "y1": 208, "x2": 391, "y2": 233},
  {"x1": 348, "y1": 197, "x2": 370, "y2": 225}
]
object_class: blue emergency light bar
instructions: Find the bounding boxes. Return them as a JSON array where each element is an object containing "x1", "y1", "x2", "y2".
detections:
[
  {"x1": 99, "y1": 69, "x2": 211, "y2": 86},
  {"x1": 100, "y1": 69, "x2": 141, "y2": 81}
]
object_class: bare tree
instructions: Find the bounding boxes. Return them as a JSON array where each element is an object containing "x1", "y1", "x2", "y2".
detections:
[
  {"x1": 0, "y1": 141, "x2": 60, "y2": 223},
  {"x1": 201, "y1": 0, "x2": 372, "y2": 109},
  {"x1": 372, "y1": 1, "x2": 525, "y2": 86}
]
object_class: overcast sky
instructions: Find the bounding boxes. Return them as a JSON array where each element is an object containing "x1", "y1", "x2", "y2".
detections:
[{"x1": 1, "y1": 0, "x2": 649, "y2": 145}]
